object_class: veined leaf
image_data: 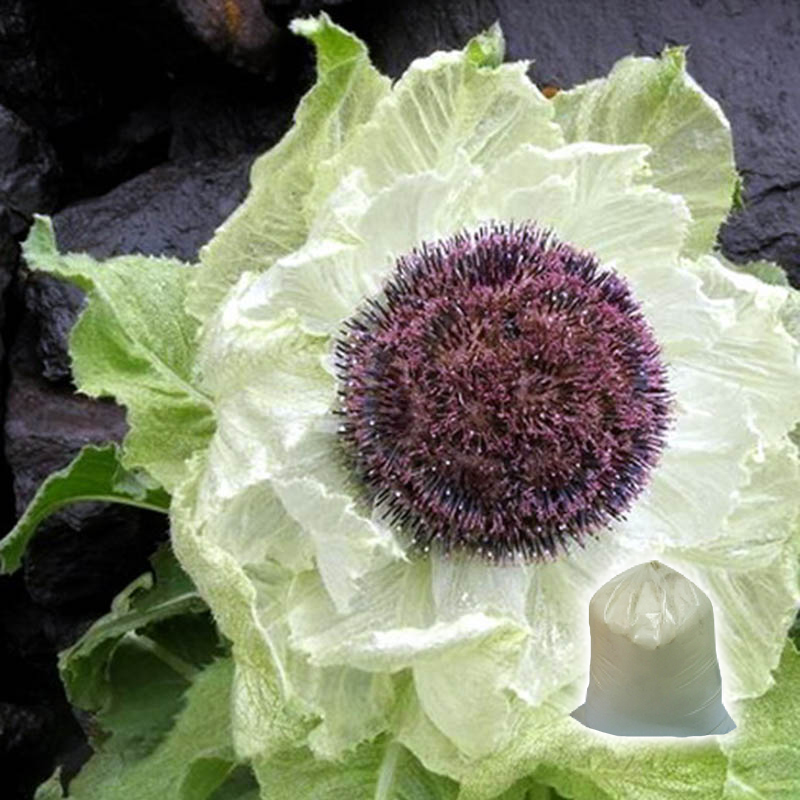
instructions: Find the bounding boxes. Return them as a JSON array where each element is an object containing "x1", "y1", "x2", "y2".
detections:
[
  {"x1": 553, "y1": 48, "x2": 737, "y2": 256},
  {"x1": 64, "y1": 658, "x2": 242, "y2": 800},
  {"x1": 254, "y1": 738, "x2": 460, "y2": 800},
  {"x1": 40, "y1": 546, "x2": 241, "y2": 799},
  {"x1": 722, "y1": 641, "x2": 800, "y2": 799},
  {"x1": 186, "y1": 13, "x2": 391, "y2": 326},
  {"x1": 59, "y1": 544, "x2": 213, "y2": 727},
  {"x1": 23, "y1": 216, "x2": 216, "y2": 493},
  {"x1": 0, "y1": 443, "x2": 169, "y2": 574}
]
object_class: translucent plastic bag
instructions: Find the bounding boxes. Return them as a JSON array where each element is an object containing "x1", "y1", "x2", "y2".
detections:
[{"x1": 572, "y1": 561, "x2": 736, "y2": 737}]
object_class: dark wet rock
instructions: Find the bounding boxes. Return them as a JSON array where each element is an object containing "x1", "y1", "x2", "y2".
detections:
[
  {"x1": 0, "y1": 703, "x2": 53, "y2": 800},
  {"x1": 52, "y1": 154, "x2": 252, "y2": 261},
  {"x1": 168, "y1": 78, "x2": 295, "y2": 162},
  {"x1": 175, "y1": 0, "x2": 281, "y2": 74},
  {"x1": 0, "y1": 0, "x2": 172, "y2": 200},
  {"x1": 58, "y1": 105, "x2": 173, "y2": 206},
  {"x1": 0, "y1": 4, "x2": 298, "y2": 798},
  {"x1": 0, "y1": 571, "x2": 90, "y2": 800},
  {"x1": 0, "y1": 105, "x2": 60, "y2": 234},
  {"x1": 4, "y1": 330, "x2": 168, "y2": 642},
  {"x1": 720, "y1": 186, "x2": 800, "y2": 287},
  {"x1": 1, "y1": 212, "x2": 22, "y2": 539},
  {"x1": 0, "y1": 100, "x2": 61, "y2": 398},
  {"x1": 19, "y1": 154, "x2": 252, "y2": 382},
  {"x1": 0, "y1": 210, "x2": 13, "y2": 284},
  {"x1": 0, "y1": 0, "x2": 262, "y2": 204},
  {"x1": 5, "y1": 356, "x2": 128, "y2": 513},
  {"x1": 4, "y1": 323, "x2": 167, "y2": 616},
  {"x1": 260, "y1": 0, "x2": 357, "y2": 28},
  {"x1": 0, "y1": 0, "x2": 198, "y2": 129},
  {"x1": 7, "y1": 149, "x2": 253, "y2": 505},
  {"x1": 263, "y1": 0, "x2": 354, "y2": 7},
  {"x1": 22, "y1": 276, "x2": 84, "y2": 384},
  {"x1": 0, "y1": 208, "x2": 14, "y2": 359},
  {"x1": 0, "y1": 572, "x2": 57, "y2": 704},
  {"x1": 23, "y1": 505, "x2": 168, "y2": 616},
  {"x1": 0, "y1": 0, "x2": 73, "y2": 131}
]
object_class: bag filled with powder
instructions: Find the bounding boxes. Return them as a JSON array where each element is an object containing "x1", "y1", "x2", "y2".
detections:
[{"x1": 572, "y1": 560, "x2": 736, "y2": 737}]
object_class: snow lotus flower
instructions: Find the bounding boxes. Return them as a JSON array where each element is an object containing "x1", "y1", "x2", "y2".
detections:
[{"x1": 22, "y1": 14, "x2": 800, "y2": 799}]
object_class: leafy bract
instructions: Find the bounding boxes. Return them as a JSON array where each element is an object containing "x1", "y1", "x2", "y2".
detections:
[
  {"x1": 553, "y1": 48, "x2": 737, "y2": 256},
  {"x1": 171, "y1": 14, "x2": 800, "y2": 783},
  {"x1": 44, "y1": 545, "x2": 246, "y2": 799},
  {"x1": 170, "y1": 452, "x2": 396, "y2": 764},
  {"x1": 725, "y1": 257, "x2": 790, "y2": 287},
  {"x1": 453, "y1": 711, "x2": 729, "y2": 800},
  {"x1": 253, "y1": 738, "x2": 460, "y2": 800},
  {"x1": 453, "y1": 641, "x2": 800, "y2": 800},
  {"x1": 308, "y1": 23, "x2": 562, "y2": 208},
  {"x1": 64, "y1": 658, "x2": 242, "y2": 800},
  {"x1": 722, "y1": 642, "x2": 800, "y2": 799},
  {"x1": 34, "y1": 771, "x2": 64, "y2": 800},
  {"x1": 23, "y1": 216, "x2": 215, "y2": 492},
  {"x1": 59, "y1": 546, "x2": 217, "y2": 760},
  {"x1": 0, "y1": 443, "x2": 169, "y2": 573},
  {"x1": 186, "y1": 14, "x2": 391, "y2": 326},
  {"x1": 474, "y1": 142, "x2": 691, "y2": 277}
]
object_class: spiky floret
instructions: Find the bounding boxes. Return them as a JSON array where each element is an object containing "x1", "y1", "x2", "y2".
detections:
[{"x1": 334, "y1": 222, "x2": 671, "y2": 561}]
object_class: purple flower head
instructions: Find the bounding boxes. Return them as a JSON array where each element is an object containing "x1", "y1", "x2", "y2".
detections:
[{"x1": 335, "y1": 222, "x2": 671, "y2": 562}]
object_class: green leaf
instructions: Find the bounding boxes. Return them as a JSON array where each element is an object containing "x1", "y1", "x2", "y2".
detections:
[
  {"x1": 0, "y1": 443, "x2": 169, "y2": 574},
  {"x1": 455, "y1": 710, "x2": 729, "y2": 800},
  {"x1": 52, "y1": 545, "x2": 248, "y2": 799},
  {"x1": 253, "y1": 738, "x2": 460, "y2": 800},
  {"x1": 464, "y1": 23, "x2": 505, "y2": 68},
  {"x1": 186, "y1": 13, "x2": 391, "y2": 325},
  {"x1": 531, "y1": 740, "x2": 727, "y2": 800},
  {"x1": 486, "y1": 781, "x2": 567, "y2": 800},
  {"x1": 59, "y1": 544, "x2": 215, "y2": 745},
  {"x1": 34, "y1": 552, "x2": 232, "y2": 800},
  {"x1": 731, "y1": 175, "x2": 745, "y2": 212},
  {"x1": 34, "y1": 770, "x2": 64, "y2": 800},
  {"x1": 723, "y1": 257, "x2": 790, "y2": 287},
  {"x1": 722, "y1": 641, "x2": 800, "y2": 799},
  {"x1": 310, "y1": 25, "x2": 562, "y2": 209},
  {"x1": 39, "y1": 760, "x2": 262, "y2": 800},
  {"x1": 65, "y1": 658, "x2": 241, "y2": 800},
  {"x1": 23, "y1": 215, "x2": 216, "y2": 492},
  {"x1": 553, "y1": 47, "x2": 737, "y2": 256},
  {"x1": 790, "y1": 615, "x2": 800, "y2": 649},
  {"x1": 207, "y1": 767, "x2": 261, "y2": 800}
]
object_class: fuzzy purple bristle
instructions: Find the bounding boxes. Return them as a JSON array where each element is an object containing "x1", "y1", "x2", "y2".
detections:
[{"x1": 334, "y1": 222, "x2": 671, "y2": 562}]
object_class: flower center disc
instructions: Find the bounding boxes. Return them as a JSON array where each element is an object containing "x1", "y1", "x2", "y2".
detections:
[{"x1": 335, "y1": 223, "x2": 670, "y2": 561}]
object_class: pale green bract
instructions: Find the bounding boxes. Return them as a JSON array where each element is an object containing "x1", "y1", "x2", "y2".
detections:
[{"x1": 21, "y1": 14, "x2": 800, "y2": 800}]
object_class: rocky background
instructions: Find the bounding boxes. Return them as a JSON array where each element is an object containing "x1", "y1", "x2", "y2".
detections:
[{"x1": 1, "y1": 0, "x2": 798, "y2": 797}]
